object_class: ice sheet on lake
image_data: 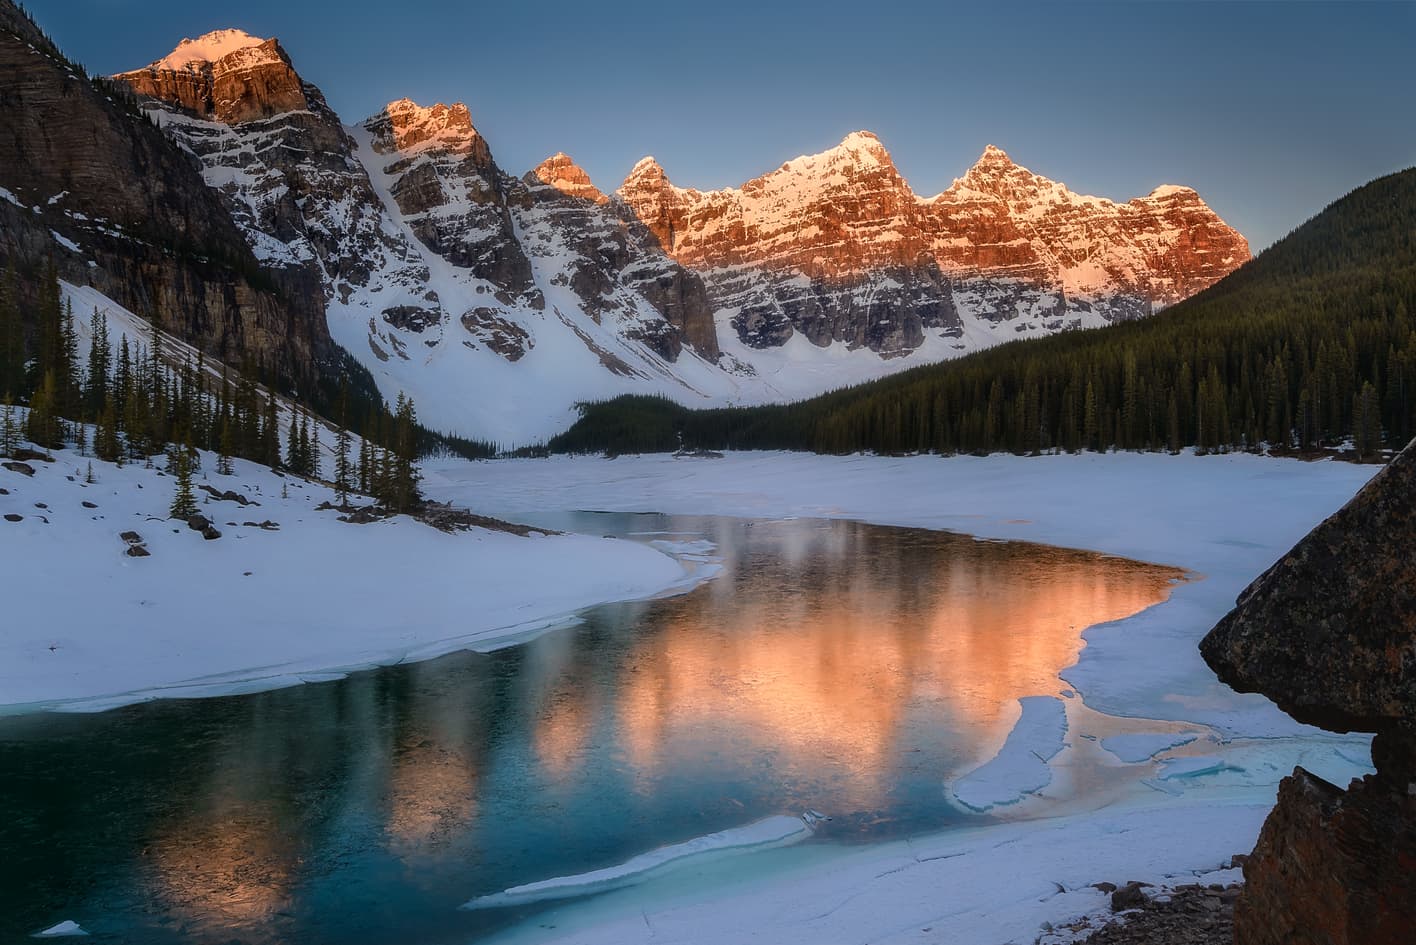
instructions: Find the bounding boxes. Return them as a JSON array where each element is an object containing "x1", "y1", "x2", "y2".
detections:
[
  {"x1": 1158, "y1": 756, "x2": 1243, "y2": 780},
  {"x1": 1102, "y1": 733, "x2": 1200, "y2": 763},
  {"x1": 462, "y1": 815, "x2": 815, "y2": 910},
  {"x1": 32, "y1": 921, "x2": 88, "y2": 938},
  {"x1": 949, "y1": 696, "x2": 1067, "y2": 812}
]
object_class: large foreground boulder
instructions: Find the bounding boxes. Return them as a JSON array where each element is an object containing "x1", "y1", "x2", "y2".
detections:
[{"x1": 1201, "y1": 439, "x2": 1416, "y2": 945}]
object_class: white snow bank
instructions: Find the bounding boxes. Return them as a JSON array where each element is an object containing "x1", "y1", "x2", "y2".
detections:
[
  {"x1": 464, "y1": 815, "x2": 814, "y2": 910},
  {"x1": 0, "y1": 446, "x2": 693, "y2": 712},
  {"x1": 482, "y1": 798, "x2": 1270, "y2": 945},
  {"x1": 950, "y1": 696, "x2": 1067, "y2": 812},
  {"x1": 1102, "y1": 733, "x2": 1199, "y2": 763},
  {"x1": 31, "y1": 921, "x2": 88, "y2": 938}
]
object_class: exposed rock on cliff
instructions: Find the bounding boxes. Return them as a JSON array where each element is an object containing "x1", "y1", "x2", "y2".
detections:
[
  {"x1": 361, "y1": 98, "x2": 536, "y2": 302},
  {"x1": 0, "y1": 5, "x2": 334, "y2": 386},
  {"x1": 519, "y1": 153, "x2": 719, "y2": 361},
  {"x1": 1201, "y1": 438, "x2": 1416, "y2": 945},
  {"x1": 114, "y1": 29, "x2": 310, "y2": 124}
]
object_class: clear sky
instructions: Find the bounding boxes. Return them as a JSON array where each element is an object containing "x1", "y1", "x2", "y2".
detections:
[{"x1": 28, "y1": 0, "x2": 1416, "y2": 250}]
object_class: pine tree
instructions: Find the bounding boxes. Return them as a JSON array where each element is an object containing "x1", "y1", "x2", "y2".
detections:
[
  {"x1": 307, "y1": 419, "x2": 320, "y2": 479},
  {"x1": 25, "y1": 370, "x2": 60, "y2": 448},
  {"x1": 334, "y1": 426, "x2": 353, "y2": 503},
  {"x1": 286, "y1": 412, "x2": 301, "y2": 473},
  {"x1": 0, "y1": 265, "x2": 23, "y2": 398},
  {"x1": 0, "y1": 395, "x2": 17, "y2": 457},
  {"x1": 216, "y1": 416, "x2": 235, "y2": 476},
  {"x1": 168, "y1": 447, "x2": 197, "y2": 520},
  {"x1": 261, "y1": 388, "x2": 280, "y2": 467},
  {"x1": 95, "y1": 397, "x2": 121, "y2": 462},
  {"x1": 84, "y1": 309, "x2": 110, "y2": 415}
]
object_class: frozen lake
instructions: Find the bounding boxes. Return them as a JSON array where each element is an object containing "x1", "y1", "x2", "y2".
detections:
[{"x1": 0, "y1": 513, "x2": 1181, "y2": 944}]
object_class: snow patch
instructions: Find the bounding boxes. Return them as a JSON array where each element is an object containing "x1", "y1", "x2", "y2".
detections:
[
  {"x1": 949, "y1": 696, "x2": 1067, "y2": 812},
  {"x1": 31, "y1": 921, "x2": 88, "y2": 938},
  {"x1": 150, "y1": 29, "x2": 266, "y2": 71}
]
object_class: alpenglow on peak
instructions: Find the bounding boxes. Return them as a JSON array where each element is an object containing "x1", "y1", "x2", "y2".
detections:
[{"x1": 149, "y1": 29, "x2": 268, "y2": 71}]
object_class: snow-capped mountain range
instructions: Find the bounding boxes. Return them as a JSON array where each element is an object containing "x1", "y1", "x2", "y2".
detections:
[{"x1": 110, "y1": 29, "x2": 1249, "y2": 444}]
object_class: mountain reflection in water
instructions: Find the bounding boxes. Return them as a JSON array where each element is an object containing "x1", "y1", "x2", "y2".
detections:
[{"x1": 0, "y1": 515, "x2": 1181, "y2": 945}]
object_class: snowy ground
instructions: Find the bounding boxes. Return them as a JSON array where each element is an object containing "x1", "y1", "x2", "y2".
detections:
[
  {"x1": 0, "y1": 448, "x2": 692, "y2": 713},
  {"x1": 417, "y1": 449, "x2": 1379, "y2": 945}
]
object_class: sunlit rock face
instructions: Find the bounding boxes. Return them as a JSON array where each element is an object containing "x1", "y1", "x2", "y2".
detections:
[
  {"x1": 112, "y1": 30, "x2": 427, "y2": 325},
  {"x1": 114, "y1": 30, "x2": 309, "y2": 124},
  {"x1": 113, "y1": 28, "x2": 721, "y2": 377},
  {"x1": 1201, "y1": 437, "x2": 1416, "y2": 945},
  {"x1": 516, "y1": 153, "x2": 719, "y2": 361},
  {"x1": 362, "y1": 98, "x2": 537, "y2": 302},
  {"x1": 619, "y1": 137, "x2": 1250, "y2": 355}
]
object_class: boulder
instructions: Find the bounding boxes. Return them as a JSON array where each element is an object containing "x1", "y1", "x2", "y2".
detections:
[
  {"x1": 1233, "y1": 767, "x2": 1416, "y2": 945},
  {"x1": 1201, "y1": 439, "x2": 1416, "y2": 733},
  {"x1": 1201, "y1": 437, "x2": 1416, "y2": 944},
  {"x1": 2, "y1": 460, "x2": 35, "y2": 476}
]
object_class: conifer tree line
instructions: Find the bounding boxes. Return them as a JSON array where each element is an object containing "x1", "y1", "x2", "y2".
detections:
[
  {"x1": 0, "y1": 263, "x2": 425, "y2": 511},
  {"x1": 549, "y1": 168, "x2": 1416, "y2": 460}
]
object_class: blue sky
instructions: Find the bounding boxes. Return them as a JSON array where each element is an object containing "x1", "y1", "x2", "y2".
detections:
[{"x1": 30, "y1": 0, "x2": 1416, "y2": 249}]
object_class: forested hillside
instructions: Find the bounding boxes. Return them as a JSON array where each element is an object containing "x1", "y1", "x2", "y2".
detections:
[{"x1": 549, "y1": 168, "x2": 1416, "y2": 458}]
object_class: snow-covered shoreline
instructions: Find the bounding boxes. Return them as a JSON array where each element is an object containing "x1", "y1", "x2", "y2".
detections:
[
  {"x1": 0, "y1": 449, "x2": 695, "y2": 713},
  {"x1": 416, "y1": 449, "x2": 1379, "y2": 945}
]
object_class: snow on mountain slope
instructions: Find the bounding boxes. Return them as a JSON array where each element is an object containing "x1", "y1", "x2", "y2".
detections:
[
  {"x1": 111, "y1": 32, "x2": 1250, "y2": 445},
  {"x1": 150, "y1": 28, "x2": 265, "y2": 71}
]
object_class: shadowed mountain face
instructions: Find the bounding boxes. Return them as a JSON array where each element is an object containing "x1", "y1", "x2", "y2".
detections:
[
  {"x1": 1201, "y1": 438, "x2": 1416, "y2": 945},
  {"x1": 0, "y1": 6, "x2": 338, "y2": 388}
]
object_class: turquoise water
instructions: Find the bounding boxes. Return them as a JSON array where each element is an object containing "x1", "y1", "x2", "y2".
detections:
[{"x1": 0, "y1": 514, "x2": 1178, "y2": 944}]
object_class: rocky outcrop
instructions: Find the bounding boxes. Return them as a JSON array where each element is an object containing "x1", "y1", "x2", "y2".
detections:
[
  {"x1": 0, "y1": 4, "x2": 334, "y2": 386},
  {"x1": 361, "y1": 99, "x2": 536, "y2": 301},
  {"x1": 619, "y1": 136, "x2": 1249, "y2": 355},
  {"x1": 1201, "y1": 442, "x2": 1416, "y2": 733},
  {"x1": 1200, "y1": 437, "x2": 1416, "y2": 945},
  {"x1": 517, "y1": 153, "x2": 719, "y2": 361},
  {"x1": 1232, "y1": 765, "x2": 1416, "y2": 945}
]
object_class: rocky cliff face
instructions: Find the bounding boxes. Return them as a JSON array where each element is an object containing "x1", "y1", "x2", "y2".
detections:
[
  {"x1": 0, "y1": 5, "x2": 334, "y2": 385},
  {"x1": 114, "y1": 30, "x2": 309, "y2": 124},
  {"x1": 1201, "y1": 438, "x2": 1416, "y2": 944},
  {"x1": 360, "y1": 99, "x2": 536, "y2": 304},
  {"x1": 517, "y1": 153, "x2": 718, "y2": 361},
  {"x1": 619, "y1": 136, "x2": 1250, "y2": 355},
  {"x1": 113, "y1": 31, "x2": 433, "y2": 345}
]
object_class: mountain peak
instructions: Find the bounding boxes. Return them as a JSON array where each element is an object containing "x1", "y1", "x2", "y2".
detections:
[
  {"x1": 530, "y1": 152, "x2": 607, "y2": 204},
  {"x1": 977, "y1": 144, "x2": 1013, "y2": 166},
  {"x1": 1146, "y1": 184, "x2": 1199, "y2": 200},
  {"x1": 628, "y1": 155, "x2": 668, "y2": 178},
  {"x1": 148, "y1": 29, "x2": 271, "y2": 72},
  {"x1": 827, "y1": 130, "x2": 892, "y2": 166},
  {"x1": 363, "y1": 99, "x2": 482, "y2": 156}
]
